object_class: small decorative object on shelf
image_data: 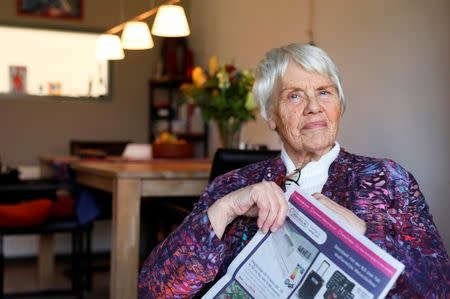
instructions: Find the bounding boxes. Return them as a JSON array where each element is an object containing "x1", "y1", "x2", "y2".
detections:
[
  {"x1": 180, "y1": 56, "x2": 257, "y2": 148},
  {"x1": 9, "y1": 65, "x2": 27, "y2": 94},
  {"x1": 48, "y1": 81, "x2": 62, "y2": 96}
]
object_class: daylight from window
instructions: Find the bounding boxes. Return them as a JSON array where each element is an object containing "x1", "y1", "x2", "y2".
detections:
[{"x1": 0, "y1": 25, "x2": 109, "y2": 98}]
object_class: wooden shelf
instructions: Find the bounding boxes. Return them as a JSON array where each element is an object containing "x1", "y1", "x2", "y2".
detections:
[
  {"x1": 148, "y1": 79, "x2": 209, "y2": 157},
  {"x1": 149, "y1": 77, "x2": 191, "y2": 88},
  {"x1": 176, "y1": 132, "x2": 207, "y2": 140}
]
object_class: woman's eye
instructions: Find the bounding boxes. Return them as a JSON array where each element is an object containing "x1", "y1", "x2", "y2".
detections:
[
  {"x1": 287, "y1": 92, "x2": 304, "y2": 102},
  {"x1": 318, "y1": 90, "x2": 331, "y2": 96}
]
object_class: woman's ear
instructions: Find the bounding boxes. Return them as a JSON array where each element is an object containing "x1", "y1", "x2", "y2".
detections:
[{"x1": 268, "y1": 118, "x2": 277, "y2": 130}]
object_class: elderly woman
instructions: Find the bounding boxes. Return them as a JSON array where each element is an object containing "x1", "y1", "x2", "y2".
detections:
[{"x1": 138, "y1": 44, "x2": 449, "y2": 298}]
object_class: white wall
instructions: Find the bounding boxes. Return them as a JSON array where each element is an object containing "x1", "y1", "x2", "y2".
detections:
[{"x1": 188, "y1": 0, "x2": 450, "y2": 249}]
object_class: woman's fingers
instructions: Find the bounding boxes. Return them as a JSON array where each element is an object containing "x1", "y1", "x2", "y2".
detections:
[
  {"x1": 254, "y1": 181, "x2": 286, "y2": 233},
  {"x1": 273, "y1": 186, "x2": 288, "y2": 230},
  {"x1": 212, "y1": 187, "x2": 366, "y2": 239},
  {"x1": 312, "y1": 193, "x2": 343, "y2": 212},
  {"x1": 258, "y1": 192, "x2": 278, "y2": 233},
  {"x1": 267, "y1": 182, "x2": 288, "y2": 232},
  {"x1": 209, "y1": 180, "x2": 288, "y2": 238},
  {"x1": 255, "y1": 192, "x2": 270, "y2": 230},
  {"x1": 247, "y1": 181, "x2": 272, "y2": 231},
  {"x1": 312, "y1": 193, "x2": 367, "y2": 234}
]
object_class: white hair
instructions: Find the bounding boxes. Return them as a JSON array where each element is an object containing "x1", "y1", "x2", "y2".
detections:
[{"x1": 252, "y1": 43, "x2": 345, "y2": 120}]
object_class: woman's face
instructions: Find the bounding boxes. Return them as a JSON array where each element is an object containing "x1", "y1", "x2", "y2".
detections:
[{"x1": 269, "y1": 61, "x2": 341, "y2": 164}]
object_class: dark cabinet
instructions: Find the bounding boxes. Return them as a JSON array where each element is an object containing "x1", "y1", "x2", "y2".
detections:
[{"x1": 148, "y1": 78, "x2": 209, "y2": 157}]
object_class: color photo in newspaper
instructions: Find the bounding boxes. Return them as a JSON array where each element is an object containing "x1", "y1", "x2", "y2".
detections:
[{"x1": 203, "y1": 189, "x2": 404, "y2": 299}]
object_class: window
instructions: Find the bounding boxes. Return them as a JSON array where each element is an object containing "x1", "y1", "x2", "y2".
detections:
[{"x1": 0, "y1": 24, "x2": 110, "y2": 99}]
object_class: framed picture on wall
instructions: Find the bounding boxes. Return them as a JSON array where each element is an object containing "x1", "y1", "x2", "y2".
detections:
[
  {"x1": 9, "y1": 66, "x2": 27, "y2": 94},
  {"x1": 17, "y1": 0, "x2": 83, "y2": 20}
]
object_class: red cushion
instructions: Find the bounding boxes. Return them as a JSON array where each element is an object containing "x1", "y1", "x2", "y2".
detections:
[
  {"x1": 0, "y1": 198, "x2": 53, "y2": 228},
  {"x1": 50, "y1": 194, "x2": 75, "y2": 218}
]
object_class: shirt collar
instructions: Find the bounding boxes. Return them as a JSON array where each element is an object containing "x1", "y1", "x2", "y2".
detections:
[{"x1": 281, "y1": 142, "x2": 341, "y2": 175}]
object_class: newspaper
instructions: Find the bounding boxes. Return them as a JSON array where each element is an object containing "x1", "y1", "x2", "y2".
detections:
[{"x1": 203, "y1": 187, "x2": 404, "y2": 299}]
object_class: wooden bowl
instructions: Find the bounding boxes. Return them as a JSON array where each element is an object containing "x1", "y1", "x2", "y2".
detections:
[{"x1": 152, "y1": 143, "x2": 194, "y2": 159}]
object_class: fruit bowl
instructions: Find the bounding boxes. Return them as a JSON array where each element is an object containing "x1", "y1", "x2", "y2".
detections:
[{"x1": 152, "y1": 142, "x2": 194, "y2": 159}]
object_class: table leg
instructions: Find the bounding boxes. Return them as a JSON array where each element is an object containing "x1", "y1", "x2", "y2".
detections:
[
  {"x1": 110, "y1": 178, "x2": 141, "y2": 299},
  {"x1": 38, "y1": 160, "x2": 55, "y2": 289},
  {"x1": 38, "y1": 234, "x2": 54, "y2": 288},
  {"x1": 38, "y1": 160, "x2": 56, "y2": 288}
]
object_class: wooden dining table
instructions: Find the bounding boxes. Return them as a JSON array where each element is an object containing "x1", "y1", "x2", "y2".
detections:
[{"x1": 39, "y1": 156, "x2": 211, "y2": 299}]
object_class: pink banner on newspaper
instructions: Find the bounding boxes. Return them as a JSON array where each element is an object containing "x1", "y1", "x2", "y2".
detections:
[{"x1": 291, "y1": 192, "x2": 396, "y2": 277}]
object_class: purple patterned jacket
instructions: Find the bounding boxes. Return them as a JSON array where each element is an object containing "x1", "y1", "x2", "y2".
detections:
[{"x1": 138, "y1": 149, "x2": 449, "y2": 298}]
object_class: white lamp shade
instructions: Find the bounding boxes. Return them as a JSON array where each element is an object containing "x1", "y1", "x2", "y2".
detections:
[
  {"x1": 121, "y1": 21, "x2": 154, "y2": 50},
  {"x1": 95, "y1": 34, "x2": 124, "y2": 60},
  {"x1": 151, "y1": 5, "x2": 190, "y2": 37}
]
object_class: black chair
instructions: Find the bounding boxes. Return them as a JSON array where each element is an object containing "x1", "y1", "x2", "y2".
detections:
[
  {"x1": 209, "y1": 148, "x2": 281, "y2": 182},
  {"x1": 0, "y1": 179, "x2": 91, "y2": 299}
]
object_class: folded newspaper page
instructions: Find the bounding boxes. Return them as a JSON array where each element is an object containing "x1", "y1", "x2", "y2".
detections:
[{"x1": 203, "y1": 187, "x2": 404, "y2": 299}]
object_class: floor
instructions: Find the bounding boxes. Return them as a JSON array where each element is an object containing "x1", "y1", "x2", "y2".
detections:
[{"x1": 4, "y1": 256, "x2": 110, "y2": 299}]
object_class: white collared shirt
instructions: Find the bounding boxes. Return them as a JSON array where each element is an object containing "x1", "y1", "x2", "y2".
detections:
[{"x1": 281, "y1": 142, "x2": 340, "y2": 195}]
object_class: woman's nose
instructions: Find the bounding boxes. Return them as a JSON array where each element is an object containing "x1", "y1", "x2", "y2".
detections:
[{"x1": 304, "y1": 94, "x2": 322, "y2": 114}]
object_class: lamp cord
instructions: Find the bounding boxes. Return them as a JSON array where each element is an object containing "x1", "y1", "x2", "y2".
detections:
[
  {"x1": 107, "y1": 0, "x2": 181, "y2": 34},
  {"x1": 119, "y1": 0, "x2": 125, "y2": 22},
  {"x1": 308, "y1": 0, "x2": 315, "y2": 45}
]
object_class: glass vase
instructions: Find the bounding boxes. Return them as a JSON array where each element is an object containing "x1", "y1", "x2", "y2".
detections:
[{"x1": 216, "y1": 118, "x2": 242, "y2": 149}]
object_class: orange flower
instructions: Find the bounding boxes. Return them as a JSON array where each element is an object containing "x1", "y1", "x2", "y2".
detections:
[{"x1": 192, "y1": 67, "x2": 207, "y2": 87}]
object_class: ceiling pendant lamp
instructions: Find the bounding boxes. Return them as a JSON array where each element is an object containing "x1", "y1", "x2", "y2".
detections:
[
  {"x1": 95, "y1": 34, "x2": 124, "y2": 60},
  {"x1": 151, "y1": 4, "x2": 190, "y2": 37},
  {"x1": 121, "y1": 21, "x2": 154, "y2": 50}
]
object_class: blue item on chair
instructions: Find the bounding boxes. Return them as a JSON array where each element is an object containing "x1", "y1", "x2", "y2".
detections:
[{"x1": 75, "y1": 187, "x2": 101, "y2": 225}]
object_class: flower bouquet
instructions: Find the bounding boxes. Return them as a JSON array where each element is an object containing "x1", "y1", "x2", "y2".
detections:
[{"x1": 180, "y1": 56, "x2": 257, "y2": 148}]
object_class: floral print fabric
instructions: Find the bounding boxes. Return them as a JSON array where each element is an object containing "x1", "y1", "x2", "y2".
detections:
[{"x1": 138, "y1": 149, "x2": 449, "y2": 298}]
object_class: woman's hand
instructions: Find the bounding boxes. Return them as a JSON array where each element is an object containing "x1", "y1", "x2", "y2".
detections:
[
  {"x1": 312, "y1": 193, "x2": 367, "y2": 235},
  {"x1": 207, "y1": 181, "x2": 287, "y2": 239}
]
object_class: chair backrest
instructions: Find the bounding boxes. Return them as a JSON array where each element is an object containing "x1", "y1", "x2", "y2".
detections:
[
  {"x1": 0, "y1": 179, "x2": 59, "y2": 204},
  {"x1": 209, "y1": 148, "x2": 280, "y2": 182},
  {"x1": 70, "y1": 140, "x2": 131, "y2": 156}
]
